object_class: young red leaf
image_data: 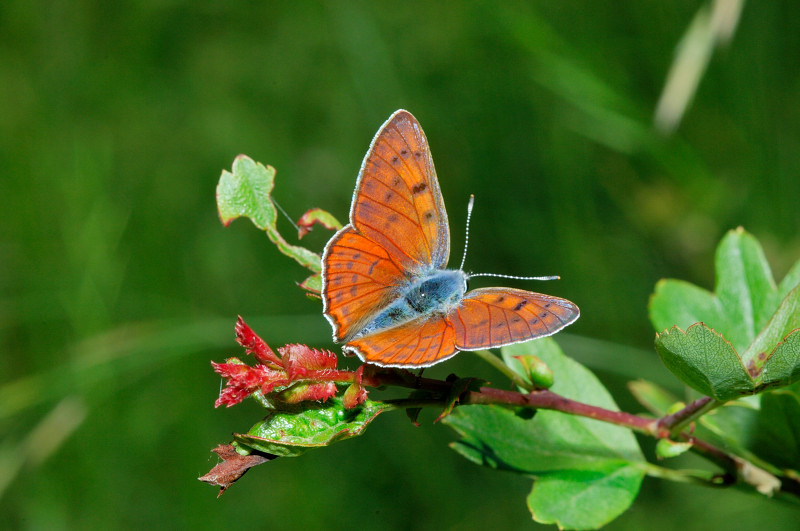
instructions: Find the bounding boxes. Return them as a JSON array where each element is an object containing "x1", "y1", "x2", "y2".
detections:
[
  {"x1": 342, "y1": 365, "x2": 368, "y2": 409},
  {"x1": 235, "y1": 317, "x2": 281, "y2": 366},
  {"x1": 296, "y1": 208, "x2": 342, "y2": 239},
  {"x1": 280, "y1": 343, "x2": 338, "y2": 379},
  {"x1": 215, "y1": 385, "x2": 256, "y2": 408},
  {"x1": 212, "y1": 361, "x2": 289, "y2": 407}
]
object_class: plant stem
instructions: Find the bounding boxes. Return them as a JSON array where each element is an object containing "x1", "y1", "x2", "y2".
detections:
[
  {"x1": 471, "y1": 349, "x2": 532, "y2": 391},
  {"x1": 639, "y1": 462, "x2": 730, "y2": 487},
  {"x1": 466, "y1": 387, "x2": 664, "y2": 435},
  {"x1": 657, "y1": 396, "x2": 719, "y2": 435}
]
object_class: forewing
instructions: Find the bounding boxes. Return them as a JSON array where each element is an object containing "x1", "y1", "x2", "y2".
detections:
[
  {"x1": 322, "y1": 226, "x2": 405, "y2": 342},
  {"x1": 344, "y1": 315, "x2": 458, "y2": 368},
  {"x1": 452, "y1": 288, "x2": 579, "y2": 350},
  {"x1": 350, "y1": 110, "x2": 450, "y2": 270}
]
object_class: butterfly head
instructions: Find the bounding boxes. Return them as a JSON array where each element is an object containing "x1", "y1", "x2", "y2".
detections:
[{"x1": 405, "y1": 268, "x2": 468, "y2": 315}]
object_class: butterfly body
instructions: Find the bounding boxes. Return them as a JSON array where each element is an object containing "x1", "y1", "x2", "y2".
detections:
[
  {"x1": 321, "y1": 110, "x2": 579, "y2": 368},
  {"x1": 351, "y1": 268, "x2": 467, "y2": 341}
]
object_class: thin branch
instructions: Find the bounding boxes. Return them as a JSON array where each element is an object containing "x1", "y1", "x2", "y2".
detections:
[
  {"x1": 657, "y1": 396, "x2": 718, "y2": 434},
  {"x1": 465, "y1": 387, "x2": 665, "y2": 436},
  {"x1": 639, "y1": 461, "x2": 730, "y2": 487},
  {"x1": 470, "y1": 349, "x2": 533, "y2": 391}
]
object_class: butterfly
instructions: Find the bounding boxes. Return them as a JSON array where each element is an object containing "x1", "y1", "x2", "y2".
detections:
[{"x1": 321, "y1": 110, "x2": 579, "y2": 368}]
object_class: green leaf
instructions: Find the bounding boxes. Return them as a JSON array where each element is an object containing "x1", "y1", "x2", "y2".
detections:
[
  {"x1": 753, "y1": 390, "x2": 800, "y2": 470},
  {"x1": 527, "y1": 465, "x2": 645, "y2": 531},
  {"x1": 758, "y1": 329, "x2": 800, "y2": 391},
  {"x1": 696, "y1": 399, "x2": 761, "y2": 455},
  {"x1": 217, "y1": 155, "x2": 277, "y2": 231},
  {"x1": 654, "y1": 324, "x2": 753, "y2": 400},
  {"x1": 216, "y1": 155, "x2": 322, "y2": 273},
  {"x1": 650, "y1": 228, "x2": 783, "y2": 353},
  {"x1": 233, "y1": 397, "x2": 385, "y2": 457},
  {"x1": 650, "y1": 279, "x2": 727, "y2": 342},
  {"x1": 744, "y1": 282, "x2": 800, "y2": 363},
  {"x1": 299, "y1": 273, "x2": 322, "y2": 294},
  {"x1": 778, "y1": 258, "x2": 800, "y2": 298},
  {"x1": 445, "y1": 340, "x2": 644, "y2": 529},
  {"x1": 714, "y1": 228, "x2": 779, "y2": 348},
  {"x1": 650, "y1": 229, "x2": 800, "y2": 398},
  {"x1": 654, "y1": 320, "x2": 800, "y2": 399}
]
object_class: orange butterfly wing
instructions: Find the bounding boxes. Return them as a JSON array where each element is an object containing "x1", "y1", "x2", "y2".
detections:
[
  {"x1": 349, "y1": 110, "x2": 450, "y2": 270},
  {"x1": 450, "y1": 288, "x2": 580, "y2": 350},
  {"x1": 321, "y1": 227, "x2": 405, "y2": 342},
  {"x1": 322, "y1": 110, "x2": 450, "y2": 342},
  {"x1": 344, "y1": 314, "x2": 458, "y2": 367}
]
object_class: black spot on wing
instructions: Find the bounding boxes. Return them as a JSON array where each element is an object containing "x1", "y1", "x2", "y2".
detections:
[{"x1": 411, "y1": 182, "x2": 427, "y2": 195}]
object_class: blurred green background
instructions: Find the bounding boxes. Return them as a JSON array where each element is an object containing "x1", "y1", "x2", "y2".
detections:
[{"x1": 3, "y1": 1, "x2": 800, "y2": 529}]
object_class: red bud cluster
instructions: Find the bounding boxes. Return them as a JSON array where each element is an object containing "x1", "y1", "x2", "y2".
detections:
[{"x1": 212, "y1": 317, "x2": 370, "y2": 408}]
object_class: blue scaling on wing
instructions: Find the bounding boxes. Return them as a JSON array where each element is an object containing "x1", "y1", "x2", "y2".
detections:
[{"x1": 352, "y1": 268, "x2": 467, "y2": 339}]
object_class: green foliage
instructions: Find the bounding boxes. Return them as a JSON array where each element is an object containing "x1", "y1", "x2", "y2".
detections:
[
  {"x1": 652, "y1": 228, "x2": 800, "y2": 399},
  {"x1": 645, "y1": 227, "x2": 800, "y2": 499},
  {"x1": 654, "y1": 324, "x2": 752, "y2": 400},
  {"x1": 446, "y1": 339, "x2": 645, "y2": 530},
  {"x1": 755, "y1": 391, "x2": 800, "y2": 470},
  {"x1": 651, "y1": 228, "x2": 800, "y2": 352}
]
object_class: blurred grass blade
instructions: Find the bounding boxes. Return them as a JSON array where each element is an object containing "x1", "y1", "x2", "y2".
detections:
[
  {"x1": 0, "y1": 397, "x2": 87, "y2": 500},
  {"x1": 655, "y1": 0, "x2": 745, "y2": 134}
]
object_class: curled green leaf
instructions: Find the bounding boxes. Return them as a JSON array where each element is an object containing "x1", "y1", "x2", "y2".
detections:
[{"x1": 234, "y1": 397, "x2": 386, "y2": 457}]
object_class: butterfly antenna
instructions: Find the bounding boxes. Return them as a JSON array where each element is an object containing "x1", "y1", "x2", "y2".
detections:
[
  {"x1": 469, "y1": 272, "x2": 560, "y2": 281},
  {"x1": 458, "y1": 195, "x2": 475, "y2": 271},
  {"x1": 459, "y1": 195, "x2": 560, "y2": 281},
  {"x1": 273, "y1": 198, "x2": 300, "y2": 233}
]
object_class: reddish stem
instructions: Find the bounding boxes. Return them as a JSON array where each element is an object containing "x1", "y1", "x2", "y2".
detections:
[
  {"x1": 657, "y1": 396, "x2": 714, "y2": 431},
  {"x1": 466, "y1": 387, "x2": 669, "y2": 437}
]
